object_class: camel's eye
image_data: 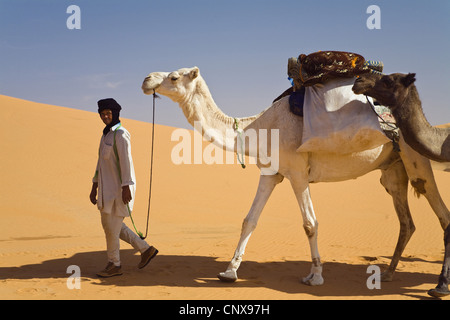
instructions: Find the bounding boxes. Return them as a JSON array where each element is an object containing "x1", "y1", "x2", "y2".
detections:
[{"x1": 168, "y1": 72, "x2": 180, "y2": 81}]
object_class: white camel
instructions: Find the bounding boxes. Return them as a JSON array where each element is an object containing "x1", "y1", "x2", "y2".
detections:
[{"x1": 141, "y1": 67, "x2": 450, "y2": 285}]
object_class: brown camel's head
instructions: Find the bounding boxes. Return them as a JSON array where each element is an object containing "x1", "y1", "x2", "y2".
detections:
[{"x1": 352, "y1": 72, "x2": 416, "y2": 110}]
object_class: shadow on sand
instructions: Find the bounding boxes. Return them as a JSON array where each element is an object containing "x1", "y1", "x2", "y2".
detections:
[{"x1": 0, "y1": 249, "x2": 443, "y2": 299}]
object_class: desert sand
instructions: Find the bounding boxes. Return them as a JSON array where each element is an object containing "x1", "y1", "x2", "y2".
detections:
[{"x1": 1, "y1": 94, "x2": 449, "y2": 300}]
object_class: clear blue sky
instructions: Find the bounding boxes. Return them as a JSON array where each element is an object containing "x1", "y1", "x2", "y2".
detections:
[{"x1": 1, "y1": 0, "x2": 449, "y2": 129}]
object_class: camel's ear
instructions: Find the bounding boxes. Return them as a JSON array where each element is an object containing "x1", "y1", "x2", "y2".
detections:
[
  {"x1": 402, "y1": 73, "x2": 416, "y2": 87},
  {"x1": 189, "y1": 67, "x2": 199, "y2": 80}
]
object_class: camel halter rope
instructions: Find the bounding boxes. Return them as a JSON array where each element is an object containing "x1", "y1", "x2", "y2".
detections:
[
  {"x1": 139, "y1": 90, "x2": 159, "y2": 239},
  {"x1": 117, "y1": 91, "x2": 158, "y2": 240}
]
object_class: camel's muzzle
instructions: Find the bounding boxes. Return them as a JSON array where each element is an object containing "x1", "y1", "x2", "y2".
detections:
[
  {"x1": 141, "y1": 77, "x2": 159, "y2": 95},
  {"x1": 351, "y1": 77, "x2": 367, "y2": 95},
  {"x1": 141, "y1": 72, "x2": 168, "y2": 95}
]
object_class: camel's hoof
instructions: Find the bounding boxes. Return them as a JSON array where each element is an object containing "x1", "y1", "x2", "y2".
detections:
[
  {"x1": 380, "y1": 271, "x2": 393, "y2": 282},
  {"x1": 218, "y1": 270, "x2": 238, "y2": 283},
  {"x1": 428, "y1": 287, "x2": 450, "y2": 298},
  {"x1": 301, "y1": 273, "x2": 324, "y2": 286}
]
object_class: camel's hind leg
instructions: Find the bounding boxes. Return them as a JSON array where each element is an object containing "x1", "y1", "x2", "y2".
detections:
[
  {"x1": 379, "y1": 158, "x2": 415, "y2": 281},
  {"x1": 218, "y1": 173, "x2": 284, "y2": 282}
]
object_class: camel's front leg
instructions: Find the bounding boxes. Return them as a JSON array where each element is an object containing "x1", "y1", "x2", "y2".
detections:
[
  {"x1": 428, "y1": 225, "x2": 450, "y2": 298},
  {"x1": 428, "y1": 225, "x2": 450, "y2": 297},
  {"x1": 398, "y1": 136, "x2": 450, "y2": 229},
  {"x1": 289, "y1": 174, "x2": 323, "y2": 286},
  {"x1": 218, "y1": 173, "x2": 284, "y2": 282}
]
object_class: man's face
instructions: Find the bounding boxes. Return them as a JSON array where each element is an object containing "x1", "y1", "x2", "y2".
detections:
[{"x1": 100, "y1": 109, "x2": 113, "y2": 125}]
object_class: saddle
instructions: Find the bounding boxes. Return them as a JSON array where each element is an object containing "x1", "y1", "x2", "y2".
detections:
[
  {"x1": 289, "y1": 51, "x2": 383, "y2": 90},
  {"x1": 272, "y1": 51, "x2": 398, "y2": 154},
  {"x1": 274, "y1": 51, "x2": 384, "y2": 117}
]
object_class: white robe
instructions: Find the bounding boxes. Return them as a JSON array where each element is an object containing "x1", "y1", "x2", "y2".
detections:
[{"x1": 93, "y1": 123, "x2": 136, "y2": 217}]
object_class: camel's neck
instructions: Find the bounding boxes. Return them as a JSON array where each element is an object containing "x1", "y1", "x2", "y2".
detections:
[
  {"x1": 178, "y1": 78, "x2": 262, "y2": 151},
  {"x1": 393, "y1": 86, "x2": 450, "y2": 162}
]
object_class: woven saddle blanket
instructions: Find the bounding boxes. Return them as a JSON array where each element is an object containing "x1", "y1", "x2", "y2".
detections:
[{"x1": 288, "y1": 50, "x2": 383, "y2": 89}]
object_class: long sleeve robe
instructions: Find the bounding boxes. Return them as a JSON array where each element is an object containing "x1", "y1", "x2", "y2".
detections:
[{"x1": 93, "y1": 123, "x2": 136, "y2": 216}]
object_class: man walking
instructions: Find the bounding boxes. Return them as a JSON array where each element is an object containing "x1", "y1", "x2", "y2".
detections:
[{"x1": 90, "y1": 98, "x2": 158, "y2": 277}]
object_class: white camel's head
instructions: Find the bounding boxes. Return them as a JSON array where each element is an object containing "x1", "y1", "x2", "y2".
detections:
[{"x1": 141, "y1": 67, "x2": 200, "y2": 102}]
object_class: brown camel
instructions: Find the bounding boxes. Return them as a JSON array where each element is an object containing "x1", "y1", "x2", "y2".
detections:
[
  {"x1": 352, "y1": 73, "x2": 450, "y2": 163},
  {"x1": 352, "y1": 72, "x2": 450, "y2": 298}
]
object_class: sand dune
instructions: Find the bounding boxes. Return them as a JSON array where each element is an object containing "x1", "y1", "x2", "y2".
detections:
[{"x1": 1, "y1": 94, "x2": 449, "y2": 300}]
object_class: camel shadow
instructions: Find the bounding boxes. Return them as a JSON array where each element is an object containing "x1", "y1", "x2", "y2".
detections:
[{"x1": 0, "y1": 249, "x2": 442, "y2": 299}]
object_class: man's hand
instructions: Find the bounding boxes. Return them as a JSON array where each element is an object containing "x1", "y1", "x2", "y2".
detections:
[
  {"x1": 122, "y1": 185, "x2": 132, "y2": 204},
  {"x1": 90, "y1": 182, "x2": 98, "y2": 205}
]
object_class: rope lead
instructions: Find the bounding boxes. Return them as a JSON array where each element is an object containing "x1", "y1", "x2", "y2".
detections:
[
  {"x1": 141, "y1": 91, "x2": 158, "y2": 240},
  {"x1": 113, "y1": 92, "x2": 157, "y2": 240}
]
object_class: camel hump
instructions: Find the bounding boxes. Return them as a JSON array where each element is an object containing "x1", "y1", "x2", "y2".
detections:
[{"x1": 288, "y1": 51, "x2": 384, "y2": 90}]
